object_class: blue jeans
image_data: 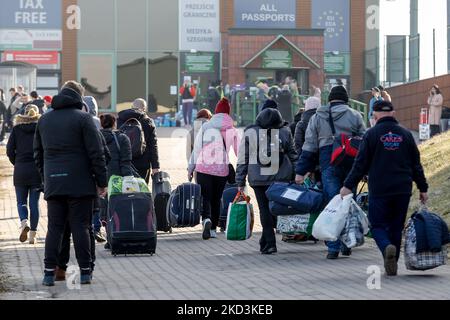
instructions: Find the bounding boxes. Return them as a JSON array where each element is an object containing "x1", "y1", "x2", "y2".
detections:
[
  {"x1": 369, "y1": 195, "x2": 410, "y2": 261},
  {"x1": 182, "y1": 101, "x2": 194, "y2": 125},
  {"x1": 15, "y1": 186, "x2": 41, "y2": 231},
  {"x1": 321, "y1": 165, "x2": 350, "y2": 254},
  {"x1": 92, "y1": 197, "x2": 101, "y2": 233}
]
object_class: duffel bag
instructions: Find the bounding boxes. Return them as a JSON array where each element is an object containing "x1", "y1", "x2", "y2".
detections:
[
  {"x1": 266, "y1": 182, "x2": 323, "y2": 214},
  {"x1": 404, "y1": 218, "x2": 448, "y2": 271},
  {"x1": 277, "y1": 213, "x2": 320, "y2": 236}
]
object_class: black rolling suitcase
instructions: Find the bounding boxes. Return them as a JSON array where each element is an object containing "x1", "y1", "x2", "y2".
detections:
[
  {"x1": 152, "y1": 172, "x2": 173, "y2": 232},
  {"x1": 219, "y1": 183, "x2": 239, "y2": 232},
  {"x1": 107, "y1": 192, "x2": 157, "y2": 256},
  {"x1": 167, "y1": 183, "x2": 202, "y2": 228}
]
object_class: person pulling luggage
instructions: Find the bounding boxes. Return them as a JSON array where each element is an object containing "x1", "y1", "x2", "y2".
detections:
[{"x1": 340, "y1": 100, "x2": 429, "y2": 276}]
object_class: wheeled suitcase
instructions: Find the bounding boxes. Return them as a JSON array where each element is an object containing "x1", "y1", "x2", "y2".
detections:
[
  {"x1": 152, "y1": 172, "x2": 173, "y2": 232},
  {"x1": 219, "y1": 183, "x2": 239, "y2": 232},
  {"x1": 107, "y1": 192, "x2": 157, "y2": 256},
  {"x1": 166, "y1": 183, "x2": 202, "y2": 228}
]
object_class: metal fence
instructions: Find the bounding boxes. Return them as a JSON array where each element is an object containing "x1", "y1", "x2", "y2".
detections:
[{"x1": 232, "y1": 90, "x2": 368, "y2": 127}]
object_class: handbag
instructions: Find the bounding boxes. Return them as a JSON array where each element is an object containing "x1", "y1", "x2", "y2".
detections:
[
  {"x1": 328, "y1": 109, "x2": 362, "y2": 166},
  {"x1": 226, "y1": 192, "x2": 254, "y2": 241}
]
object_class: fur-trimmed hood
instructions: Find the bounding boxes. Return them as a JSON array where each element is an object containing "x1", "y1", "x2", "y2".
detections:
[{"x1": 14, "y1": 113, "x2": 40, "y2": 128}]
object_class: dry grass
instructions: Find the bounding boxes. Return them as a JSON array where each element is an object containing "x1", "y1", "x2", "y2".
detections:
[{"x1": 409, "y1": 131, "x2": 450, "y2": 223}]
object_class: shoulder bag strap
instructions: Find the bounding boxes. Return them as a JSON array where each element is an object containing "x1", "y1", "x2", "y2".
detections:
[
  {"x1": 328, "y1": 108, "x2": 336, "y2": 137},
  {"x1": 113, "y1": 132, "x2": 141, "y2": 178}
]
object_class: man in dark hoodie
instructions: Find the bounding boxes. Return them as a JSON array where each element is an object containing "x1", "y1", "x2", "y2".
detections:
[
  {"x1": 295, "y1": 86, "x2": 366, "y2": 259},
  {"x1": 236, "y1": 108, "x2": 297, "y2": 254},
  {"x1": 34, "y1": 81, "x2": 107, "y2": 286},
  {"x1": 117, "y1": 98, "x2": 160, "y2": 183},
  {"x1": 340, "y1": 100, "x2": 428, "y2": 276}
]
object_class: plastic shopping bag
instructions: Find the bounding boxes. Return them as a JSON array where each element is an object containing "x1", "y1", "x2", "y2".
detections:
[
  {"x1": 226, "y1": 192, "x2": 254, "y2": 241},
  {"x1": 312, "y1": 194, "x2": 353, "y2": 241},
  {"x1": 340, "y1": 200, "x2": 369, "y2": 248}
]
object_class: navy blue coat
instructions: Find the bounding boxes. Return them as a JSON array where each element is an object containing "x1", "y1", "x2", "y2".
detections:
[{"x1": 414, "y1": 211, "x2": 450, "y2": 253}]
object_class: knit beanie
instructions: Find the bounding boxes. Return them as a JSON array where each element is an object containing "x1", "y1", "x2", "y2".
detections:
[
  {"x1": 215, "y1": 98, "x2": 231, "y2": 115},
  {"x1": 261, "y1": 99, "x2": 278, "y2": 111},
  {"x1": 304, "y1": 97, "x2": 321, "y2": 111},
  {"x1": 328, "y1": 85, "x2": 349, "y2": 103}
]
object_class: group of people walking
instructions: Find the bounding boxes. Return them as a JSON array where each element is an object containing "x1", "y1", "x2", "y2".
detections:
[
  {"x1": 1, "y1": 79, "x2": 434, "y2": 285},
  {"x1": 189, "y1": 84, "x2": 429, "y2": 276}
]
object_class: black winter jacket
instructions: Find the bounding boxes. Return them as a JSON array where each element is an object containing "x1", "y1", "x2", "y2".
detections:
[
  {"x1": 344, "y1": 117, "x2": 428, "y2": 197},
  {"x1": 294, "y1": 108, "x2": 317, "y2": 154},
  {"x1": 33, "y1": 88, "x2": 108, "y2": 200},
  {"x1": 101, "y1": 129, "x2": 133, "y2": 179},
  {"x1": 117, "y1": 109, "x2": 160, "y2": 171},
  {"x1": 289, "y1": 111, "x2": 302, "y2": 137},
  {"x1": 236, "y1": 108, "x2": 298, "y2": 187},
  {"x1": 6, "y1": 116, "x2": 41, "y2": 187},
  {"x1": 414, "y1": 211, "x2": 450, "y2": 253}
]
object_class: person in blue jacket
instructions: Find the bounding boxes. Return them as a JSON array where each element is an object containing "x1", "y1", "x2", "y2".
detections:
[{"x1": 340, "y1": 100, "x2": 429, "y2": 276}]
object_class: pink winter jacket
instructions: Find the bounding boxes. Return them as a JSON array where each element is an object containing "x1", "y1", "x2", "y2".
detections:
[{"x1": 188, "y1": 113, "x2": 239, "y2": 177}]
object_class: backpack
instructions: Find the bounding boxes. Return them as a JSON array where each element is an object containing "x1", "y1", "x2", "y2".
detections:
[
  {"x1": 119, "y1": 118, "x2": 146, "y2": 158},
  {"x1": 328, "y1": 108, "x2": 362, "y2": 168}
]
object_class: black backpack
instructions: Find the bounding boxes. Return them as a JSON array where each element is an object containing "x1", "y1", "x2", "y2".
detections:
[{"x1": 119, "y1": 118, "x2": 146, "y2": 158}]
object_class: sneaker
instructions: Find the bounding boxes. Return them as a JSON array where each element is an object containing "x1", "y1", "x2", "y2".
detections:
[
  {"x1": 42, "y1": 270, "x2": 55, "y2": 287},
  {"x1": 104, "y1": 242, "x2": 111, "y2": 250},
  {"x1": 384, "y1": 245, "x2": 398, "y2": 276},
  {"x1": 202, "y1": 219, "x2": 212, "y2": 240},
  {"x1": 94, "y1": 231, "x2": 107, "y2": 243},
  {"x1": 80, "y1": 274, "x2": 92, "y2": 285},
  {"x1": 29, "y1": 231, "x2": 37, "y2": 244},
  {"x1": 55, "y1": 267, "x2": 66, "y2": 281},
  {"x1": 19, "y1": 220, "x2": 30, "y2": 243},
  {"x1": 210, "y1": 229, "x2": 217, "y2": 238},
  {"x1": 327, "y1": 252, "x2": 339, "y2": 260}
]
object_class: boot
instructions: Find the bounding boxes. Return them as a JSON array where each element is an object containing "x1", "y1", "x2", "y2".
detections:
[
  {"x1": 19, "y1": 219, "x2": 30, "y2": 243},
  {"x1": 29, "y1": 231, "x2": 37, "y2": 244}
]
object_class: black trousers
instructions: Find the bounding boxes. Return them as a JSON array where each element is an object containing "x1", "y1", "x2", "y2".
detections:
[
  {"x1": 45, "y1": 196, "x2": 94, "y2": 271},
  {"x1": 196, "y1": 172, "x2": 227, "y2": 230},
  {"x1": 57, "y1": 218, "x2": 96, "y2": 272},
  {"x1": 253, "y1": 186, "x2": 276, "y2": 249},
  {"x1": 136, "y1": 167, "x2": 150, "y2": 184}
]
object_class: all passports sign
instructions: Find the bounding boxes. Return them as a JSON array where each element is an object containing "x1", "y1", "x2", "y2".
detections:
[{"x1": 234, "y1": 0, "x2": 296, "y2": 29}]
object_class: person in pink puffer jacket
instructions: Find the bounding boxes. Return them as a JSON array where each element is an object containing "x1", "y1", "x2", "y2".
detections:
[{"x1": 188, "y1": 98, "x2": 239, "y2": 239}]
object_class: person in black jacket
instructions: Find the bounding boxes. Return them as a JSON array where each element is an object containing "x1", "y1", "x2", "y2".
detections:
[
  {"x1": 34, "y1": 81, "x2": 107, "y2": 286},
  {"x1": 100, "y1": 114, "x2": 133, "y2": 179},
  {"x1": 340, "y1": 100, "x2": 429, "y2": 276},
  {"x1": 6, "y1": 105, "x2": 42, "y2": 245},
  {"x1": 294, "y1": 96, "x2": 321, "y2": 154},
  {"x1": 236, "y1": 108, "x2": 298, "y2": 254},
  {"x1": 117, "y1": 98, "x2": 160, "y2": 183}
]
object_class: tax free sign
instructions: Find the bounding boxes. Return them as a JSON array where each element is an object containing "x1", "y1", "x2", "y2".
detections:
[{"x1": 0, "y1": 0, "x2": 62, "y2": 29}]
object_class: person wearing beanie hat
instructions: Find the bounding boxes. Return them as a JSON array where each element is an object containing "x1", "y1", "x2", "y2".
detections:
[
  {"x1": 34, "y1": 80, "x2": 108, "y2": 286},
  {"x1": 260, "y1": 99, "x2": 278, "y2": 111},
  {"x1": 215, "y1": 98, "x2": 231, "y2": 115},
  {"x1": 340, "y1": 100, "x2": 428, "y2": 276},
  {"x1": 7, "y1": 104, "x2": 42, "y2": 246},
  {"x1": 328, "y1": 85, "x2": 349, "y2": 103},
  {"x1": 188, "y1": 97, "x2": 239, "y2": 240},
  {"x1": 296, "y1": 85, "x2": 366, "y2": 260},
  {"x1": 294, "y1": 97, "x2": 321, "y2": 154}
]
